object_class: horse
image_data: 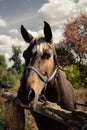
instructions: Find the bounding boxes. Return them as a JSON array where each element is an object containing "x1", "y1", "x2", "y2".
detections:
[{"x1": 17, "y1": 21, "x2": 76, "y2": 130}]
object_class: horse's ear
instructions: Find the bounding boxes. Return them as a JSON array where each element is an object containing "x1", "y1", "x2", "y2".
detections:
[
  {"x1": 44, "y1": 21, "x2": 52, "y2": 43},
  {"x1": 21, "y1": 25, "x2": 33, "y2": 43}
]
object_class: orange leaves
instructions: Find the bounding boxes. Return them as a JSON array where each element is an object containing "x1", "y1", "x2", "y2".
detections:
[{"x1": 63, "y1": 14, "x2": 87, "y2": 53}]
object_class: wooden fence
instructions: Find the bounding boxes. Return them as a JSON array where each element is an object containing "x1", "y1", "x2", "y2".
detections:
[{"x1": 1, "y1": 92, "x2": 87, "y2": 130}]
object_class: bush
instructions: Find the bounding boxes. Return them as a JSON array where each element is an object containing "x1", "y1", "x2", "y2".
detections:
[
  {"x1": 0, "y1": 66, "x2": 21, "y2": 89},
  {"x1": 0, "y1": 108, "x2": 5, "y2": 130},
  {"x1": 61, "y1": 65, "x2": 84, "y2": 88}
]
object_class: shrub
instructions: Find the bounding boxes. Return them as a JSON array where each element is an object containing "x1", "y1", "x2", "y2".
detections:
[{"x1": 0, "y1": 108, "x2": 5, "y2": 130}]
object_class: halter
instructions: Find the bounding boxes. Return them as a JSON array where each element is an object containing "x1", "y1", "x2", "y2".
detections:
[{"x1": 25, "y1": 44, "x2": 58, "y2": 100}]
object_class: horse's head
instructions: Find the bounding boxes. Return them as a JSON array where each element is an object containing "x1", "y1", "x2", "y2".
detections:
[{"x1": 19, "y1": 22, "x2": 56, "y2": 109}]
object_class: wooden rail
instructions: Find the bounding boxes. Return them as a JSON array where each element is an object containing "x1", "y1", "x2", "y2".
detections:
[{"x1": 1, "y1": 92, "x2": 87, "y2": 130}]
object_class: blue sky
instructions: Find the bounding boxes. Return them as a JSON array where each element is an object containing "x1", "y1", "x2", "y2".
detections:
[{"x1": 0, "y1": 0, "x2": 87, "y2": 66}]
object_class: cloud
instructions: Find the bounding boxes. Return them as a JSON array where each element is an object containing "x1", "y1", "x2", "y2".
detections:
[
  {"x1": 38, "y1": 0, "x2": 74, "y2": 25},
  {"x1": 28, "y1": 30, "x2": 38, "y2": 37},
  {"x1": 8, "y1": 29, "x2": 19, "y2": 35},
  {"x1": 0, "y1": 26, "x2": 42, "y2": 66},
  {"x1": 73, "y1": 0, "x2": 79, "y2": 4},
  {"x1": 8, "y1": 12, "x2": 37, "y2": 28},
  {"x1": 0, "y1": 17, "x2": 7, "y2": 27},
  {"x1": 0, "y1": 28, "x2": 39, "y2": 57},
  {"x1": 70, "y1": 0, "x2": 87, "y2": 16},
  {"x1": 0, "y1": 34, "x2": 27, "y2": 66},
  {"x1": 53, "y1": 29, "x2": 64, "y2": 43},
  {"x1": 38, "y1": 0, "x2": 87, "y2": 26},
  {"x1": 0, "y1": 26, "x2": 64, "y2": 66},
  {"x1": 0, "y1": 0, "x2": 5, "y2": 2},
  {"x1": 37, "y1": 0, "x2": 87, "y2": 44}
]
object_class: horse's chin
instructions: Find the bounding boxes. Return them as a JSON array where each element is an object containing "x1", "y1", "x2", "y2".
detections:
[
  {"x1": 28, "y1": 86, "x2": 44, "y2": 110},
  {"x1": 28, "y1": 96, "x2": 39, "y2": 110},
  {"x1": 28, "y1": 102, "x2": 36, "y2": 110}
]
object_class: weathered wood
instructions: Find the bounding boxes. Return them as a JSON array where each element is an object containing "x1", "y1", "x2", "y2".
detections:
[
  {"x1": 2, "y1": 92, "x2": 25, "y2": 130},
  {"x1": 5, "y1": 101, "x2": 25, "y2": 130},
  {"x1": 1, "y1": 92, "x2": 87, "y2": 130}
]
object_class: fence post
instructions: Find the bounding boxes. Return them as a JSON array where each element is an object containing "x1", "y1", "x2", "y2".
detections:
[{"x1": 4, "y1": 100, "x2": 25, "y2": 130}]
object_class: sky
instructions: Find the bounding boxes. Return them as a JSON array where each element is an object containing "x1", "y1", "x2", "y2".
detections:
[{"x1": 0, "y1": 0, "x2": 87, "y2": 66}]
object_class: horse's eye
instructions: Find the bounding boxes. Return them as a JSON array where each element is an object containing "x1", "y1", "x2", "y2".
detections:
[{"x1": 41, "y1": 52, "x2": 51, "y2": 59}]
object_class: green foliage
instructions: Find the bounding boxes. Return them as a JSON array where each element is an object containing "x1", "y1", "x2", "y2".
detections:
[
  {"x1": 77, "y1": 64, "x2": 87, "y2": 88},
  {"x1": 10, "y1": 45, "x2": 23, "y2": 74},
  {"x1": 0, "y1": 67, "x2": 17, "y2": 89},
  {"x1": 0, "y1": 51, "x2": 23, "y2": 89},
  {"x1": 0, "y1": 108, "x2": 5, "y2": 130},
  {"x1": 63, "y1": 14, "x2": 87, "y2": 64},
  {"x1": 56, "y1": 47, "x2": 75, "y2": 66},
  {"x1": 62, "y1": 64, "x2": 87, "y2": 88},
  {"x1": 0, "y1": 55, "x2": 7, "y2": 68}
]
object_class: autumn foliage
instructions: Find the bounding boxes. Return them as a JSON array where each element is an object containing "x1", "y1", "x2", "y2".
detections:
[
  {"x1": 63, "y1": 14, "x2": 87, "y2": 63},
  {"x1": 55, "y1": 14, "x2": 87, "y2": 88}
]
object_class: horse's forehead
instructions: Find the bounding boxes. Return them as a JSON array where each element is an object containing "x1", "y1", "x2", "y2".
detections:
[
  {"x1": 36, "y1": 35, "x2": 46, "y2": 45},
  {"x1": 32, "y1": 36, "x2": 47, "y2": 54}
]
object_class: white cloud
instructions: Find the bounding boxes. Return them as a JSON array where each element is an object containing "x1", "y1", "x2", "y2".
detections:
[
  {"x1": 0, "y1": 28, "x2": 40, "y2": 58},
  {"x1": 53, "y1": 29, "x2": 64, "y2": 43},
  {"x1": 37, "y1": 0, "x2": 87, "y2": 43},
  {"x1": 9, "y1": 29, "x2": 19, "y2": 35},
  {"x1": 38, "y1": 0, "x2": 75, "y2": 25},
  {"x1": 0, "y1": 26, "x2": 65, "y2": 67},
  {"x1": 28, "y1": 30, "x2": 38, "y2": 37},
  {"x1": 38, "y1": 0, "x2": 87, "y2": 26},
  {"x1": 0, "y1": 27, "x2": 60, "y2": 65},
  {"x1": 0, "y1": 17, "x2": 7, "y2": 27},
  {"x1": 0, "y1": 34, "x2": 27, "y2": 66}
]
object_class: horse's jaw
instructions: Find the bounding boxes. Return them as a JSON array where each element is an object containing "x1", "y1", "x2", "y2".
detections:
[
  {"x1": 28, "y1": 95, "x2": 39, "y2": 110},
  {"x1": 28, "y1": 87, "x2": 42, "y2": 110}
]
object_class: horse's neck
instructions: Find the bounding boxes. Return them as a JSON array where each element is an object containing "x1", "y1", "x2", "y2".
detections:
[
  {"x1": 45, "y1": 69, "x2": 76, "y2": 111},
  {"x1": 45, "y1": 69, "x2": 68, "y2": 104},
  {"x1": 57, "y1": 69, "x2": 76, "y2": 110},
  {"x1": 45, "y1": 77, "x2": 61, "y2": 104}
]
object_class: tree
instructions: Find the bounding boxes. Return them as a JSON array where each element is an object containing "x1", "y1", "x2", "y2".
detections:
[
  {"x1": 55, "y1": 44, "x2": 75, "y2": 66},
  {"x1": 9, "y1": 45, "x2": 23, "y2": 74},
  {"x1": 0, "y1": 53, "x2": 22, "y2": 89},
  {"x1": 63, "y1": 14, "x2": 87, "y2": 65},
  {"x1": 55, "y1": 14, "x2": 87, "y2": 88},
  {"x1": 61, "y1": 65, "x2": 86, "y2": 88},
  {"x1": 78, "y1": 64, "x2": 87, "y2": 88},
  {"x1": 0, "y1": 55, "x2": 7, "y2": 69},
  {"x1": 0, "y1": 47, "x2": 23, "y2": 89}
]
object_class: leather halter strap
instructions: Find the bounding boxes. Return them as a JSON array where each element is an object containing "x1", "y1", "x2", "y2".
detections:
[
  {"x1": 25, "y1": 66, "x2": 58, "y2": 84},
  {"x1": 25, "y1": 65, "x2": 58, "y2": 100}
]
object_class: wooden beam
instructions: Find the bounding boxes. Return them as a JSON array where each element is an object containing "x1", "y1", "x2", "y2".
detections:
[{"x1": 1, "y1": 92, "x2": 87, "y2": 130}]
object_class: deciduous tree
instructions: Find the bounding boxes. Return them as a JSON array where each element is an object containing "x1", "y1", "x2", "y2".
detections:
[
  {"x1": 63, "y1": 14, "x2": 87, "y2": 64},
  {"x1": 9, "y1": 45, "x2": 23, "y2": 74}
]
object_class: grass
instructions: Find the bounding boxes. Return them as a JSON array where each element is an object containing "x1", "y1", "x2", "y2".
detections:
[
  {"x1": 75, "y1": 88, "x2": 87, "y2": 110},
  {"x1": 0, "y1": 108, "x2": 5, "y2": 130}
]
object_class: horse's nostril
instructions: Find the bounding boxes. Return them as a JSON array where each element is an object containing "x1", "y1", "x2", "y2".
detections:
[{"x1": 28, "y1": 89, "x2": 35, "y2": 103}]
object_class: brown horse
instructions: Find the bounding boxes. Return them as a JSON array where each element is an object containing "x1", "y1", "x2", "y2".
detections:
[{"x1": 17, "y1": 21, "x2": 76, "y2": 130}]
